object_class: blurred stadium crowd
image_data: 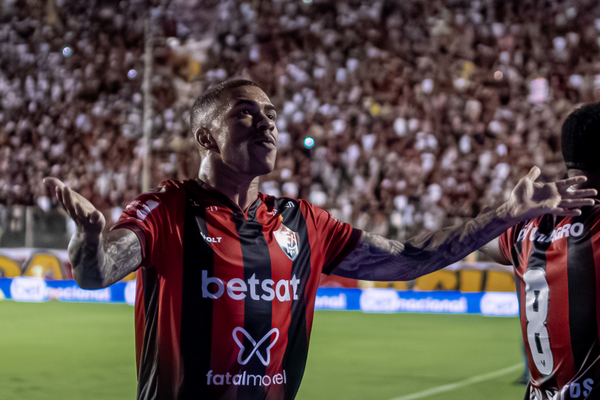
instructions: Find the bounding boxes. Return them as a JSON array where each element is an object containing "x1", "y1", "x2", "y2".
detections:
[{"x1": 2, "y1": 0, "x2": 600, "y2": 246}]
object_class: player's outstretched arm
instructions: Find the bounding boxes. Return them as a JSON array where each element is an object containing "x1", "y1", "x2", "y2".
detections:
[
  {"x1": 43, "y1": 177, "x2": 142, "y2": 289},
  {"x1": 331, "y1": 167, "x2": 596, "y2": 281}
]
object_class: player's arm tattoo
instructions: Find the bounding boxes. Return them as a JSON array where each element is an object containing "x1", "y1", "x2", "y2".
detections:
[
  {"x1": 68, "y1": 228, "x2": 142, "y2": 289},
  {"x1": 332, "y1": 204, "x2": 514, "y2": 281}
]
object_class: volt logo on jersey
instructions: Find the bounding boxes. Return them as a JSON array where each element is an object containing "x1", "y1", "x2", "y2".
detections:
[
  {"x1": 274, "y1": 224, "x2": 299, "y2": 261},
  {"x1": 233, "y1": 327, "x2": 279, "y2": 366},
  {"x1": 199, "y1": 229, "x2": 222, "y2": 244},
  {"x1": 195, "y1": 216, "x2": 222, "y2": 244}
]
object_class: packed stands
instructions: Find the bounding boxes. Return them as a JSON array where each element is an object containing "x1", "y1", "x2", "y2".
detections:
[{"x1": 2, "y1": 0, "x2": 600, "y2": 247}]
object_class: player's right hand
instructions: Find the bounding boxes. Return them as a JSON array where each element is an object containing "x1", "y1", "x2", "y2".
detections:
[{"x1": 43, "y1": 177, "x2": 105, "y2": 237}]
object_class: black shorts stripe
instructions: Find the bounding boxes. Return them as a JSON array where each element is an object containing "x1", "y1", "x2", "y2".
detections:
[
  {"x1": 236, "y1": 201, "x2": 272, "y2": 400},
  {"x1": 567, "y1": 214, "x2": 599, "y2": 373},
  {"x1": 279, "y1": 200, "x2": 311, "y2": 400},
  {"x1": 179, "y1": 197, "x2": 215, "y2": 399},
  {"x1": 137, "y1": 267, "x2": 160, "y2": 400}
]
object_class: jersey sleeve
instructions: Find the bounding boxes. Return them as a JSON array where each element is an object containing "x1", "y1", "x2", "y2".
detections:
[
  {"x1": 300, "y1": 201, "x2": 362, "y2": 274},
  {"x1": 498, "y1": 220, "x2": 528, "y2": 264},
  {"x1": 498, "y1": 227, "x2": 514, "y2": 264},
  {"x1": 111, "y1": 183, "x2": 177, "y2": 269}
]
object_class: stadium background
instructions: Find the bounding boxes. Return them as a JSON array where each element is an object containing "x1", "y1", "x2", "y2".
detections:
[{"x1": 2, "y1": 0, "x2": 599, "y2": 398}]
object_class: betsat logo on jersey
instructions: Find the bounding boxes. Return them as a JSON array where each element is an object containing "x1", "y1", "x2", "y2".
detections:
[
  {"x1": 201, "y1": 271, "x2": 301, "y2": 302},
  {"x1": 206, "y1": 327, "x2": 287, "y2": 387}
]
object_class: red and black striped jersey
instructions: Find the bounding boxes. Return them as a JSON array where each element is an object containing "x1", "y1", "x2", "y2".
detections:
[
  {"x1": 500, "y1": 205, "x2": 600, "y2": 400},
  {"x1": 112, "y1": 179, "x2": 361, "y2": 400}
]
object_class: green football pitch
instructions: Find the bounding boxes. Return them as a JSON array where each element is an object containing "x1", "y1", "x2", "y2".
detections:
[{"x1": 0, "y1": 301, "x2": 527, "y2": 400}]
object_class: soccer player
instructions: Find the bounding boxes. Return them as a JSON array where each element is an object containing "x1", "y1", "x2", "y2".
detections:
[
  {"x1": 481, "y1": 102, "x2": 600, "y2": 400},
  {"x1": 44, "y1": 80, "x2": 596, "y2": 400}
]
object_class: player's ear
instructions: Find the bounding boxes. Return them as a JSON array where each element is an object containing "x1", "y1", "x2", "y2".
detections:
[{"x1": 194, "y1": 127, "x2": 219, "y2": 152}]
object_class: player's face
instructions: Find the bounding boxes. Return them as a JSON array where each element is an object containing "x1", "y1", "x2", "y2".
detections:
[{"x1": 216, "y1": 86, "x2": 278, "y2": 177}]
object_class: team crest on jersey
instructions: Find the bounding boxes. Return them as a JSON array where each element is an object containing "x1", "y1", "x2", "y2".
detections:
[{"x1": 274, "y1": 223, "x2": 299, "y2": 261}]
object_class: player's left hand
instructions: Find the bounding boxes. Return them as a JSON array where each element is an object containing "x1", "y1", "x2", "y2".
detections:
[{"x1": 507, "y1": 166, "x2": 597, "y2": 221}]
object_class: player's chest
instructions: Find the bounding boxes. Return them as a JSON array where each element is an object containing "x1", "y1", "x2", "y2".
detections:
[{"x1": 187, "y1": 205, "x2": 303, "y2": 269}]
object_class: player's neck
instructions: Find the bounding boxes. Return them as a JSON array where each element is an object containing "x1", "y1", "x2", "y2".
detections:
[{"x1": 198, "y1": 162, "x2": 260, "y2": 210}]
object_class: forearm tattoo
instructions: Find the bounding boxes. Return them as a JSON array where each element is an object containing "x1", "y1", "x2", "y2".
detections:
[
  {"x1": 333, "y1": 205, "x2": 512, "y2": 282},
  {"x1": 102, "y1": 234, "x2": 142, "y2": 282},
  {"x1": 69, "y1": 230, "x2": 142, "y2": 288}
]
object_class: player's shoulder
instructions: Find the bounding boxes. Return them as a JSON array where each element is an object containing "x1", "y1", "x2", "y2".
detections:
[
  {"x1": 152, "y1": 179, "x2": 188, "y2": 193},
  {"x1": 135, "y1": 180, "x2": 187, "y2": 202},
  {"x1": 149, "y1": 179, "x2": 198, "y2": 195},
  {"x1": 264, "y1": 194, "x2": 341, "y2": 223},
  {"x1": 123, "y1": 180, "x2": 190, "y2": 215},
  {"x1": 260, "y1": 194, "x2": 327, "y2": 221},
  {"x1": 260, "y1": 193, "x2": 303, "y2": 212}
]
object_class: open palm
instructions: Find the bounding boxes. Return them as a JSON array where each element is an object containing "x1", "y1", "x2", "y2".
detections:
[
  {"x1": 508, "y1": 167, "x2": 597, "y2": 220},
  {"x1": 43, "y1": 177, "x2": 106, "y2": 237}
]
